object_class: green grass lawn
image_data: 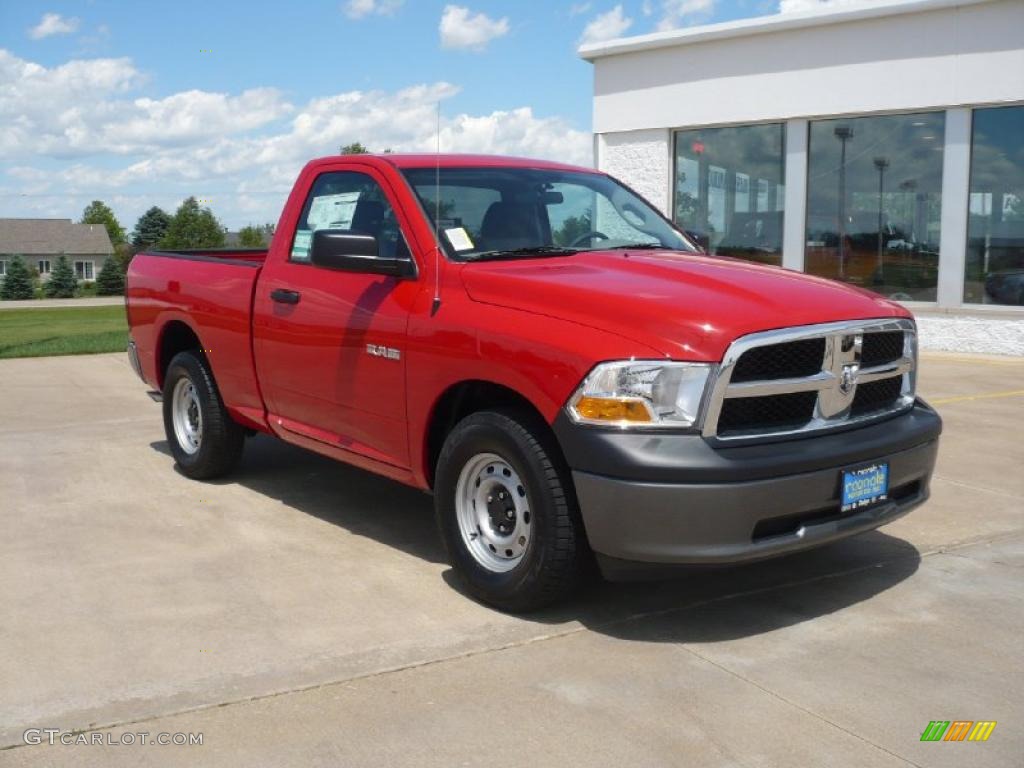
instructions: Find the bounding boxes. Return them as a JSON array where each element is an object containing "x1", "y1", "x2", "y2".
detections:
[{"x1": 0, "y1": 305, "x2": 128, "y2": 359}]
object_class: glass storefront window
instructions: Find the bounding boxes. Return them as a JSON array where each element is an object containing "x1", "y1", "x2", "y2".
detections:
[
  {"x1": 673, "y1": 124, "x2": 785, "y2": 266},
  {"x1": 806, "y1": 112, "x2": 944, "y2": 301},
  {"x1": 965, "y1": 106, "x2": 1024, "y2": 307}
]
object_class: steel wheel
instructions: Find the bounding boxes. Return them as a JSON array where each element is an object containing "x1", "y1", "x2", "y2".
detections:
[
  {"x1": 171, "y1": 377, "x2": 203, "y2": 455},
  {"x1": 455, "y1": 452, "x2": 532, "y2": 573}
]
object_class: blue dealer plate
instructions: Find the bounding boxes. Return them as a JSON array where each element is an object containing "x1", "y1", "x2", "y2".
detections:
[{"x1": 841, "y1": 463, "x2": 889, "y2": 513}]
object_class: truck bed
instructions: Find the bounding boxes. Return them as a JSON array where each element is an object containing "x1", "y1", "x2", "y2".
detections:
[
  {"x1": 126, "y1": 248, "x2": 268, "y2": 431},
  {"x1": 141, "y1": 247, "x2": 269, "y2": 265}
]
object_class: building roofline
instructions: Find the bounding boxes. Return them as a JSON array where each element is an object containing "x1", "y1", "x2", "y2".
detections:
[{"x1": 579, "y1": 0, "x2": 994, "y2": 60}]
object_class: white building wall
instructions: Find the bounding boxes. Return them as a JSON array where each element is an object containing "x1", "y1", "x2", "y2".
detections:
[
  {"x1": 585, "y1": 0, "x2": 1024, "y2": 355},
  {"x1": 595, "y1": 130, "x2": 671, "y2": 215},
  {"x1": 589, "y1": 0, "x2": 1023, "y2": 133},
  {"x1": 915, "y1": 312, "x2": 1024, "y2": 356}
]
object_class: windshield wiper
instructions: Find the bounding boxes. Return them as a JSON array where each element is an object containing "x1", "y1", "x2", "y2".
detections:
[
  {"x1": 463, "y1": 246, "x2": 578, "y2": 261},
  {"x1": 603, "y1": 243, "x2": 677, "y2": 251}
]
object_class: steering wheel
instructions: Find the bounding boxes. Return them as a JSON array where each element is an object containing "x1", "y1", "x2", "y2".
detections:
[{"x1": 569, "y1": 231, "x2": 610, "y2": 248}]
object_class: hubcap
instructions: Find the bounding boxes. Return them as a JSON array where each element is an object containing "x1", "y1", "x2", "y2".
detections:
[
  {"x1": 171, "y1": 377, "x2": 203, "y2": 455},
  {"x1": 455, "y1": 453, "x2": 532, "y2": 573}
]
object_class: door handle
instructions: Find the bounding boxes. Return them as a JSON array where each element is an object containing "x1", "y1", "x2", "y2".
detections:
[{"x1": 270, "y1": 288, "x2": 301, "y2": 305}]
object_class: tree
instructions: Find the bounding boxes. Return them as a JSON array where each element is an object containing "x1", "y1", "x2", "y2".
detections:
[
  {"x1": 553, "y1": 211, "x2": 593, "y2": 246},
  {"x1": 237, "y1": 223, "x2": 275, "y2": 247},
  {"x1": 340, "y1": 142, "x2": 370, "y2": 155},
  {"x1": 81, "y1": 200, "x2": 125, "y2": 246},
  {"x1": 160, "y1": 197, "x2": 226, "y2": 249},
  {"x1": 95, "y1": 256, "x2": 125, "y2": 296},
  {"x1": 0, "y1": 256, "x2": 36, "y2": 300},
  {"x1": 44, "y1": 255, "x2": 78, "y2": 298},
  {"x1": 131, "y1": 206, "x2": 172, "y2": 248}
]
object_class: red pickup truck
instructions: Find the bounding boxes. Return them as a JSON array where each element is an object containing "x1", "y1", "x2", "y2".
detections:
[{"x1": 126, "y1": 153, "x2": 941, "y2": 611}]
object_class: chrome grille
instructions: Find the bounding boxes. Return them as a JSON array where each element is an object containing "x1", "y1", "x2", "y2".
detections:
[{"x1": 702, "y1": 318, "x2": 917, "y2": 441}]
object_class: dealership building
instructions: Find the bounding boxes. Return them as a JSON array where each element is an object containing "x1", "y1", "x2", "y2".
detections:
[{"x1": 581, "y1": 0, "x2": 1023, "y2": 354}]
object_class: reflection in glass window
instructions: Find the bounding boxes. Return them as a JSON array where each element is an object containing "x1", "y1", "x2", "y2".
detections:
[
  {"x1": 673, "y1": 124, "x2": 786, "y2": 266},
  {"x1": 965, "y1": 106, "x2": 1024, "y2": 307},
  {"x1": 805, "y1": 113, "x2": 944, "y2": 301}
]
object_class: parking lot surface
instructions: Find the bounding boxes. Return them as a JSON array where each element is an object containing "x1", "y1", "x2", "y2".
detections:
[{"x1": 0, "y1": 351, "x2": 1021, "y2": 767}]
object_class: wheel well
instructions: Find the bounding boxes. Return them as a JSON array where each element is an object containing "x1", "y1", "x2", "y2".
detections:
[
  {"x1": 157, "y1": 321, "x2": 202, "y2": 388},
  {"x1": 425, "y1": 380, "x2": 563, "y2": 489}
]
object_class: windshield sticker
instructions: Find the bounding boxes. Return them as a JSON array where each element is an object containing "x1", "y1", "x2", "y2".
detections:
[{"x1": 445, "y1": 227, "x2": 475, "y2": 252}]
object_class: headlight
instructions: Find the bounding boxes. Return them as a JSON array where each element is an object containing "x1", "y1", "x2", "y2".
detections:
[{"x1": 568, "y1": 361, "x2": 712, "y2": 429}]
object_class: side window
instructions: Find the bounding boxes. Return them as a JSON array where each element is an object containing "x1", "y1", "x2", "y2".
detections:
[{"x1": 290, "y1": 171, "x2": 411, "y2": 263}]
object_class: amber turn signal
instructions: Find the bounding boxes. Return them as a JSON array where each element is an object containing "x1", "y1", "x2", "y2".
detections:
[{"x1": 573, "y1": 396, "x2": 653, "y2": 423}]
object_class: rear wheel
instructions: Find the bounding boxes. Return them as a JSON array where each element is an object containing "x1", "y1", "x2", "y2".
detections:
[
  {"x1": 162, "y1": 350, "x2": 244, "y2": 479},
  {"x1": 435, "y1": 409, "x2": 586, "y2": 612}
]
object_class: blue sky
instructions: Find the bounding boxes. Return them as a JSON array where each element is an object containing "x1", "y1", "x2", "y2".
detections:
[{"x1": 0, "y1": 0, "x2": 840, "y2": 231}]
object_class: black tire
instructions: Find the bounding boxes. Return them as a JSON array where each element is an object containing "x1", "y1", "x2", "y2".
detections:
[
  {"x1": 162, "y1": 350, "x2": 244, "y2": 480},
  {"x1": 434, "y1": 409, "x2": 587, "y2": 612}
]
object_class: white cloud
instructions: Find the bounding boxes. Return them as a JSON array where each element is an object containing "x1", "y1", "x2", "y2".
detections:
[
  {"x1": 778, "y1": 0, "x2": 874, "y2": 13},
  {"x1": 569, "y1": 2, "x2": 593, "y2": 16},
  {"x1": 439, "y1": 5, "x2": 510, "y2": 51},
  {"x1": 656, "y1": 0, "x2": 715, "y2": 31},
  {"x1": 0, "y1": 51, "x2": 292, "y2": 158},
  {"x1": 343, "y1": 0, "x2": 403, "y2": 19},
  {"x1": 642, "y1": 0, "x2": 654, "y2": 15},
  {"x1": 29, "y1": 12, "x2": 80, "y2": 40},
  {"x1": 580, "y1": 6, "x2": 633, "y2": 45},
  {"x1": 0, "y1": 50, "x2": 591, "y2": 229}
]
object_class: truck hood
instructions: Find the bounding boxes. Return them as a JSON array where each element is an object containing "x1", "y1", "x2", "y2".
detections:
[{"x1": 460, "y1": 250, "x2": 909, "y2": 360}]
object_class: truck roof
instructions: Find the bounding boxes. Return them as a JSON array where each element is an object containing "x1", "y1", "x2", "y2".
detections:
[{"x1": 305, "y1": 153, "x2": 598, "y2": 174}]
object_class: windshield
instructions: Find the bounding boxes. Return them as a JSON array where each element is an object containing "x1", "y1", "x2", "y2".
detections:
[{"x1": 402, "y1": 167, "x2": 698, "y2": 260}]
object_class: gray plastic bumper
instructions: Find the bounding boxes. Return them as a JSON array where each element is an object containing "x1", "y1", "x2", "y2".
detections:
[{"x1": 564, "y1": 405, "x2": 941, "y2": 574}]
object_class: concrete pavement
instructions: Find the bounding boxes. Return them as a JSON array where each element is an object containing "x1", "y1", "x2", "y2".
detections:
[{"x1": 0, "y1": 351, "x2": 1021, "y2": 766}]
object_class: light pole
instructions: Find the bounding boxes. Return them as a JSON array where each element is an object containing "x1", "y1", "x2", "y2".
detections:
[
  {"x1": 834, "y1": 125, "x2": 853, "y2": 280},
  {"x1": 874, "y1": 156, "x2": 889, "y2": 276}
]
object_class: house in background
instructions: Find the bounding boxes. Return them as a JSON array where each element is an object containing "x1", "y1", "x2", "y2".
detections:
[{"x1": 0, "y1": 218, "x2": 114, "y2": 282}]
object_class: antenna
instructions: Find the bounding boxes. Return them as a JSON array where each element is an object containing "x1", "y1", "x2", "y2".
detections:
[{"x1": 430, "y1": 101, "x2": 442, "y2": 317}]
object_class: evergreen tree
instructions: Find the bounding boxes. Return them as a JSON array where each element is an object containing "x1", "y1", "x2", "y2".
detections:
[
  {"x1": 44, "y1": 255, "x2": 78, "y2": 298},
  {"x1": 131, "y1": 207, "x2": 172, "y2": 248},
  {"x1": 80, "y1": 200, "x2": 126, "y2": 245},
  {"x1": 160, "y1": 197, "x2": 226, "y2": 249},
  {"x1": 95, "y1": 257, "x2": 125, "y2": 296},
  {"x1": 0, "y1": 256, "x2": 36, "y2": 300}
]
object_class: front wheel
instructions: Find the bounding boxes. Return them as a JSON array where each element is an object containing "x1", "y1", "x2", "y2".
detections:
[
  {"x1": 434, "y1": 409, "x2": 587, "y2": 612},
  {"x1": 162, "y1": 350, "x2": 244, "y2": 479}
]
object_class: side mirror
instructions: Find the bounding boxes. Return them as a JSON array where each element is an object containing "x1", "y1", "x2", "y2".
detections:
[{"x1": 309, "y1": 230, "x2": 415, "y2": 278}]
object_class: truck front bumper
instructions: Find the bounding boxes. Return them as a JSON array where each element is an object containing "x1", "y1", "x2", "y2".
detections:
[{"x1": 554, "y1": 401, "x2": 941, "y2": 579}]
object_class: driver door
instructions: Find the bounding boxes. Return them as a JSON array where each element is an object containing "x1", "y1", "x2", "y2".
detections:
[{"x1": 253, "y1": 167, "x2": 419, "y2": 469}]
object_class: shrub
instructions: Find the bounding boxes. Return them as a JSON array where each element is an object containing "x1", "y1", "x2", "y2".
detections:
[
  {"x1": 44, "y1": 255, "x2": 78, "y2": 298},
  {"x1": 95, "y1": 257, "x2": 125, "y2": 296},
  {"x1": 1, "y1": 256, "x2": 37, "y2": 300}
]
